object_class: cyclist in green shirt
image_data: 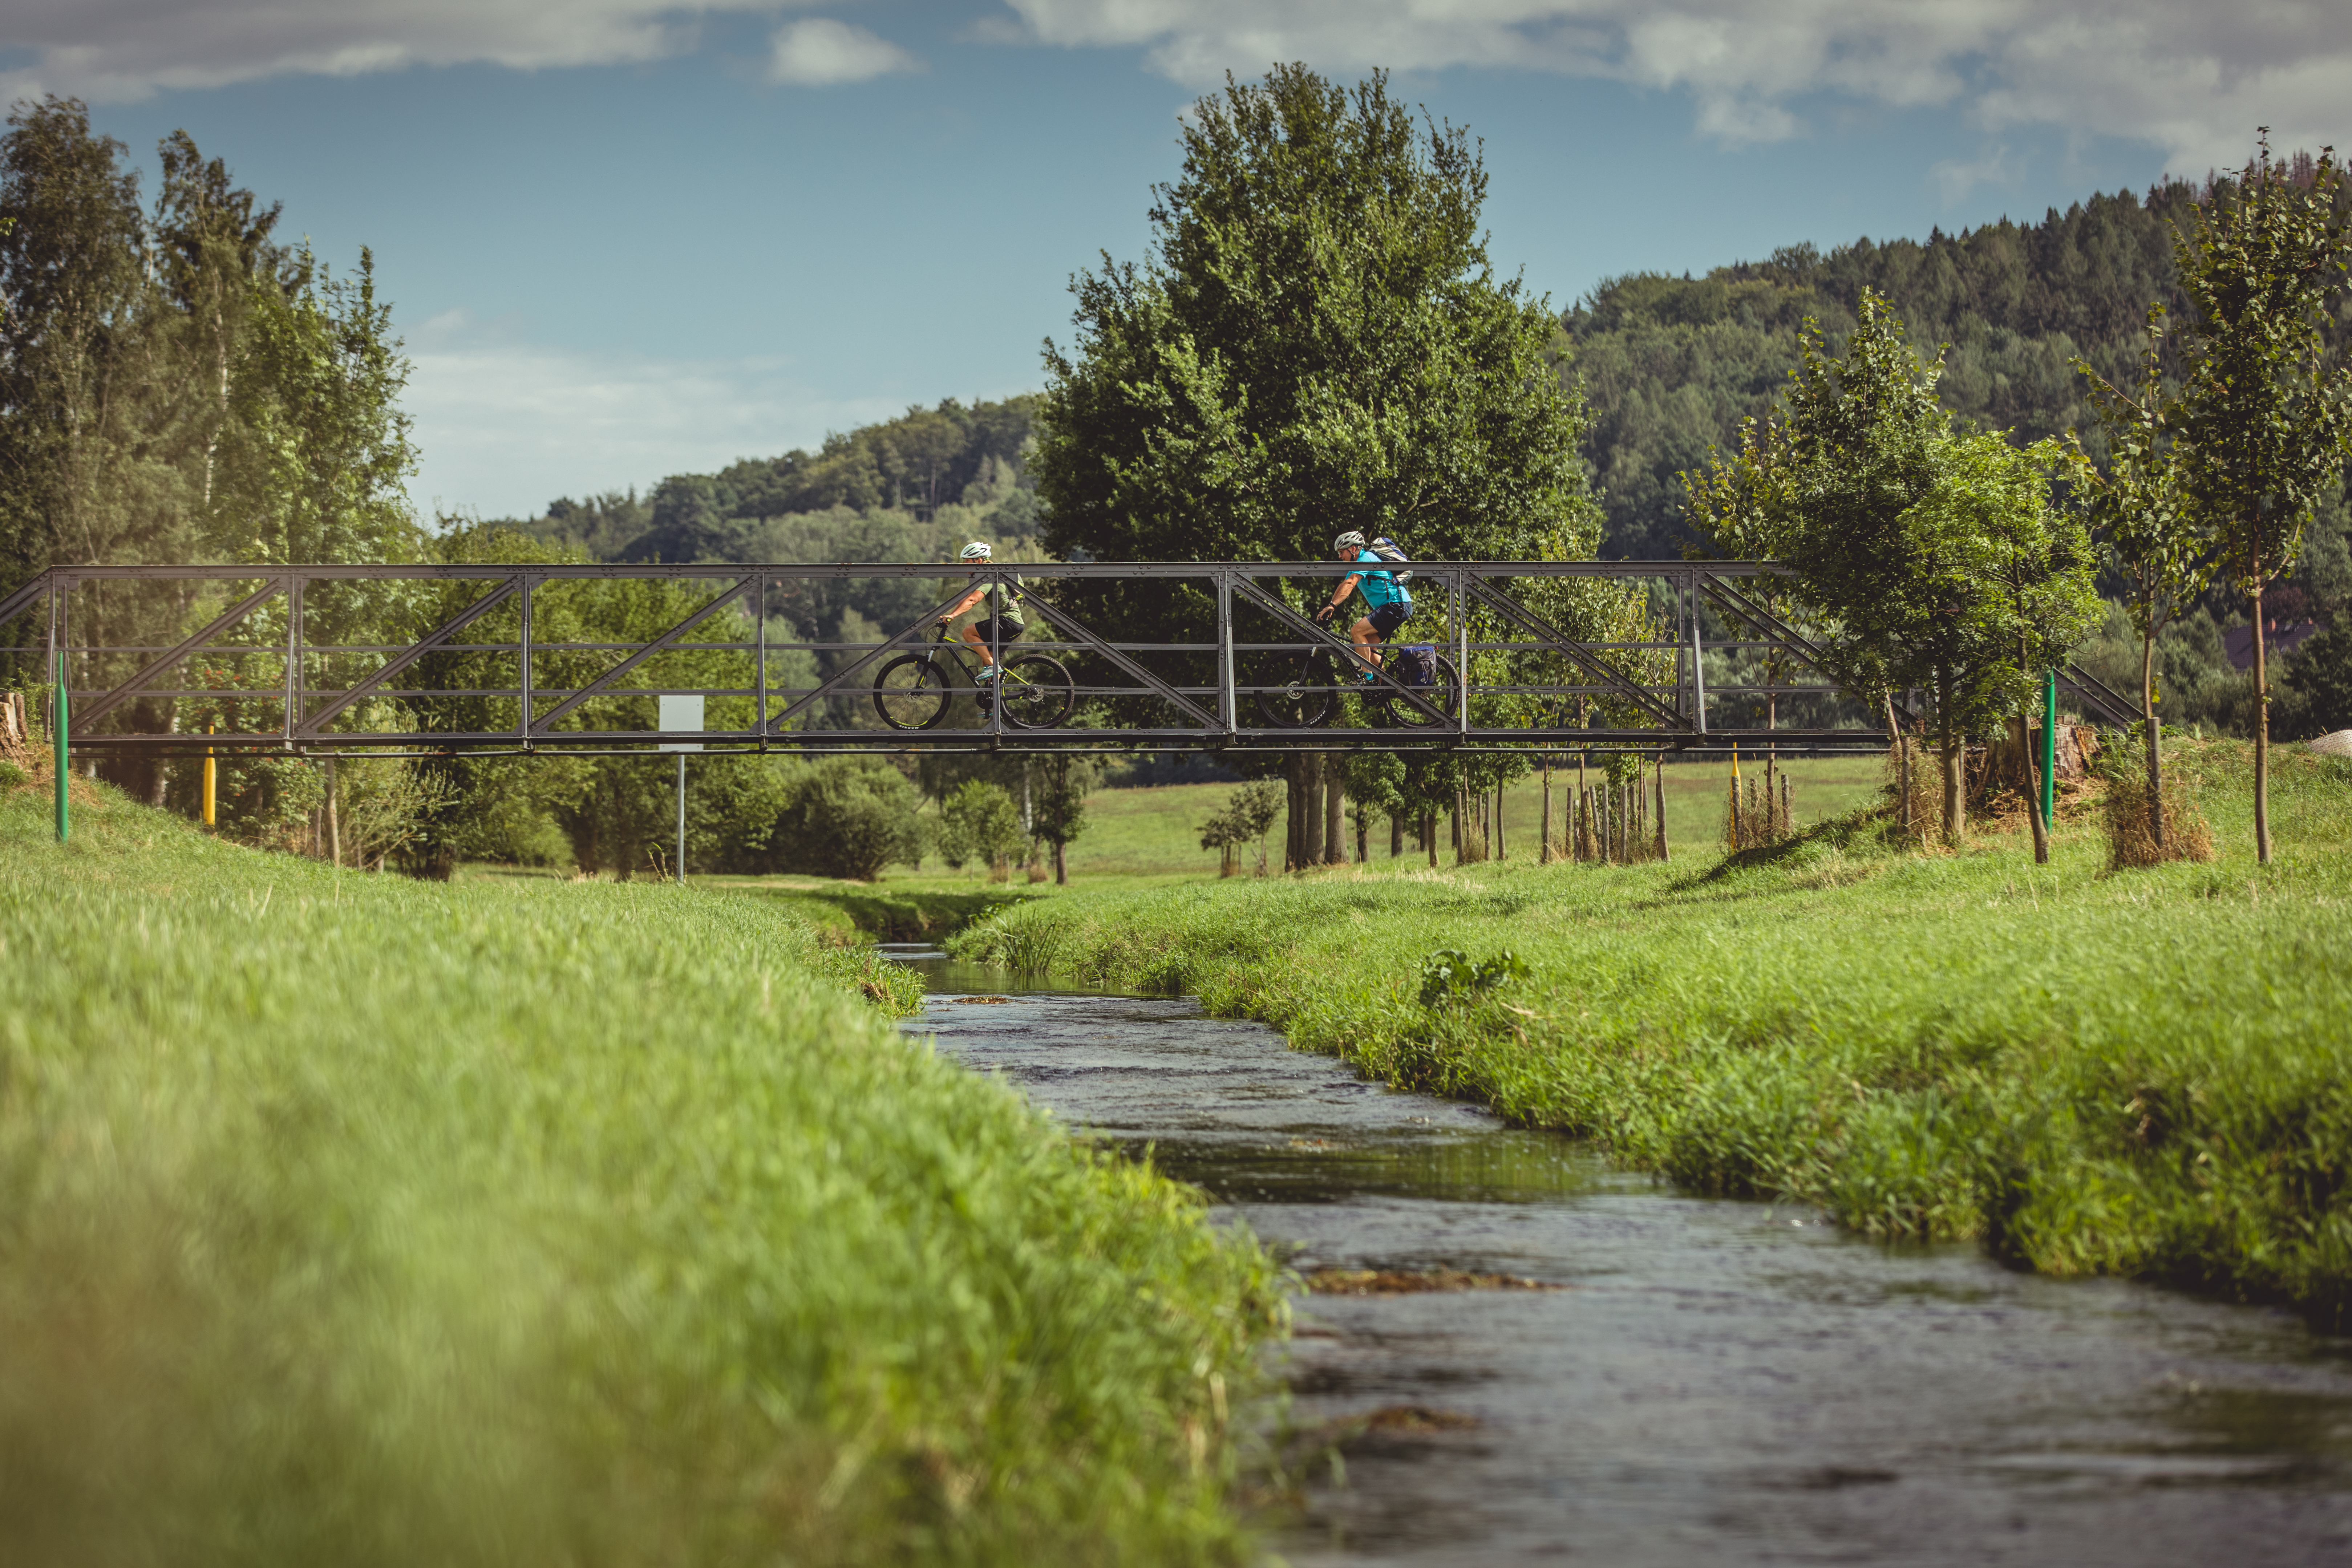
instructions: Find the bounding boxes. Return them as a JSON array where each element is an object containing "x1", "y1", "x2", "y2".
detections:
[{"x1": 938, "y1": 540, "x2": 1027, "y2": 681}]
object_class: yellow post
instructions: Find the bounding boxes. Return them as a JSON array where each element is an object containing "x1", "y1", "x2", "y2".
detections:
[{"x1": 203, "y1": 724, "x2": 216, "y2": 827}]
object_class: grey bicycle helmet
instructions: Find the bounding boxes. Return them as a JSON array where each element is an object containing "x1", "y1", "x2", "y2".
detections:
[
  {"x1": 959, "y1": 540, "x2": 993, "y2": 561},
  {"x1": 1332, "y1": 530, "x2": 1367, "y2": 552}
]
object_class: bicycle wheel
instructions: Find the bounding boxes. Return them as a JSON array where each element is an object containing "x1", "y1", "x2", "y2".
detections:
[
  {"x1": 1379, "y1": 655, "x2": 1460, "y2": 729},
  {"x1": 997, "y1": 653, "x2": 1075, "y2": 729},
  {"x1": 1253, "y1": 651, "x2": 1336, "y2": 728},
  {"x1": 873, "y1": 654, "x2": 952, "y2": 730}
]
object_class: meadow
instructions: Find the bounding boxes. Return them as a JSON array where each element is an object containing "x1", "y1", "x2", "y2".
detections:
[
  {"x1": 0, "y1": 779, "x2": 1283, "y2": 1566},
  {"x1": 955, "y1": 740, "x2": 2352, "y2": 1327}
]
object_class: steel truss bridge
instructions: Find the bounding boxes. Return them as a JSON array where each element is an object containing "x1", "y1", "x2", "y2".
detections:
[{"x1": 0, "y1": 561, "x2": 2140, "y2": 758}]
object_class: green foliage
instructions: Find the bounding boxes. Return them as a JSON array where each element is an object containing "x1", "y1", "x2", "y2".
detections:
[
  {"x1": 2279, "y1": 623, "x2": 2352, "y2": 737},
  {"x1": 762, "y1": 757, "x2": 927, "y2": 882},
  {"x1": 955, "y1": 735, "x2": 2352, "y2": 1325},
  {"x1": 1028, "y1": 754, "x2": 1098, "y2": 882},
  {"x1": 2174, "y1": 138, "x2": 2352, "y2": 604},
  {"x1": 1195, "y1": 778, "x2": 1282, "y2": 875},
  {"x1": 1416, "y1": 948, "x2": 1528, "y2": 1009},
  {"x1": 1685, "y1": 290, "x2": 2098, "y2": 836},
  {"x1": 937, "y1": 779, "x2": 1026, "y2": 871},
  {"x1": 1031, "y1": 64, "x2": 1599, "y2": 725},
  {"x1": 0, "y1": 98, "x2": 420, "y2": 664},
  {"x1": 0, "y1": 785, "x2": 1282, "y2": 1563}
]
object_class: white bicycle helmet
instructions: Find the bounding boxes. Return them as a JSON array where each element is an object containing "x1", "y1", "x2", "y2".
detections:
[
  {"x1": 959, "y1": 540, "x2": 993, "y2": 561},
  {"x1": 1332, "y1": 530, "x2": 1366, "y2": 552}
]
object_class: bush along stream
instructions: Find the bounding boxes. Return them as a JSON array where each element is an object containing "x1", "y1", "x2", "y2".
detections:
[
  {"x1": 952, "y1": 740, "x2": 2352, "y2": 1329},
  {"x1": 0, "y1": 781, "x2": 1283, "y2": 1566}
]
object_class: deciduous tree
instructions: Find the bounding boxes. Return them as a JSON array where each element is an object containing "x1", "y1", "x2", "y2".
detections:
[{"x1": 2171, "y1": 133, "x2": 2352, "y2": 862}]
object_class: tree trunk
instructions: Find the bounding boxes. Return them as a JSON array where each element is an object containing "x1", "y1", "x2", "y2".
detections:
[
  {"x1": 2252, "y1": 575, "x2": 2272, "y2": 864},
  {"x1": 1425, "y1": 809, "x2": 1436, "y2": 867},
  {"x1": 1054, "y1": 838, "x2": 1067, "y2": 885},
  {"x1": 1303, "y1": 754, "x2": 1326, "y2": 867},
  {"x1": 2142, "y1": 619, "x2": 2165, "y2": 851},
  {"x1": 326, "y1": 757, "x2": 340, "y2": 867},
  {"x1": 1285, "y1": 754, "x2": 1305, "y2": 871},
  {"x1": 1494, "y1": 776, "x2": 1505, "y2": 860},
  {"x1": 1540, "y1": 761, "x2": 1553, "y2": 864},
  {"x1": 1452, "y1": 785, "x2": 1464, "y2": 864},
  {"x1": 1391, "y1": 811, "x2": 1403, "y2": 858},
  {"x1": 1356, "y1": 810, "x2": 1368, "y2": 864},
  {"x1": 2014, "y1": 713, "x2": 2050, "y2": 863},
  {"x1": 1654, "y1": 756, "x2": 1669, "y2": 862},
  {"x1": 1325, "y1": 760, "x2": 1346, "y2": 865},
  {"x1": 1936, "y1": 665, "x2": 1962, "y2": 846}
]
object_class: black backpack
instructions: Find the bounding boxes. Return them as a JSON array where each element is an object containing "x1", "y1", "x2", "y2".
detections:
[{"x1": 1393, "y1": 644, "x2": 1437, "y2": 687}]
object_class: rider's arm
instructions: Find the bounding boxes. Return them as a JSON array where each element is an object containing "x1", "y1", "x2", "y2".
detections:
[
  {"x1": 943, "y1": 584, "x2": 987, "y2": 620},
  {"x1": 1324, "y1": 574, "x2": 1362, "y2": 615}
]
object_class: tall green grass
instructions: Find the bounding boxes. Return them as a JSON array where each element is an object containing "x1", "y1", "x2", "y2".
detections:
[
  {"x1": 958, "y1": 739, "x2": 2352, "y2": 1326},
  {"x1": 0, "y1": 783, "x2": 1282, "y2": 1565}
]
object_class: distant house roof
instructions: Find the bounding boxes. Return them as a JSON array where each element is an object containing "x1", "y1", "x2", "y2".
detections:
[{"x1": 2224, "y1": 619, "x2": 2326, "y2": 672}]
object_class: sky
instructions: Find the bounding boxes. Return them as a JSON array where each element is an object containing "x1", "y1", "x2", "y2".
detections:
[{"x1": 9, "y1": 1, "x2": 2349, "y2": 519}]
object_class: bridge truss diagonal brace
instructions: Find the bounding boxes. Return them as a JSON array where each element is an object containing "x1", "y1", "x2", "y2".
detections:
[
  {"x1": 300, "y1": 576, "x2": 521, "y2": 737},
  {"x1": 528, "y1": 577, "x2": 753, "y2": 735},
  {"x1": 1696, "y1": 574, "x2": 1872, "y2": 707},
  {"x1": 1026, "y1": 596, "x2": 1220, "y2": 730},
  {"x1": 765, "y1": 582, "x2": 974, "y2": 733},
  {"x1": 73, "y1": 578, "x2": 285, "y2": 733},
  {"x1": 1461, "y1": 575, "x2": 1688, "y2": 732},
  {"x1": 1228, "y1": 575, "x2": 1453, "y2": 727},
  {"x1": 0, "y1": 572, "x2": 56, "y2": 633}
]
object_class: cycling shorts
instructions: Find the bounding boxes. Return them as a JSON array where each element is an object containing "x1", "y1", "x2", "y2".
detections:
[
  {"x1": 1367, "y1": 602, "x2": 1414, "y2": 638},
  {"x1": 965, "y1": 617, "x2": 1017, "y2": 648}
]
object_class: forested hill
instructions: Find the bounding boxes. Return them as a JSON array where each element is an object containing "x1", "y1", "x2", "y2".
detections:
[
  {"x1": 513, "y1": 395, "x2": 1042, "y2": 565},
  {"x1": 1571, "y1": 181, "x2": 2205, "y2": 561}
]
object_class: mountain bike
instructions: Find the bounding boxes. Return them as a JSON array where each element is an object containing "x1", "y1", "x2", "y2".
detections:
[
  {"x1": 872, "y1": 624, "x2": 1076, "y2": 731},
  {"x1": 1253, "y1": 629, "x2": 1458, "y2": 729}
]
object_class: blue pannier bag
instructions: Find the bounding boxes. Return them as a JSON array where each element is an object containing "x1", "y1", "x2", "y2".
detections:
[{"x1": 1394, "y1": 644, "x2": 1437, "y2": 687}]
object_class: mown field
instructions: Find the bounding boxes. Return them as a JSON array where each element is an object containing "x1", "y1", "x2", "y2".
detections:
[
  {"x1": 0, "y1": 779, "x2": 1282, "y2": 1566},
  {"x1": 956, "y1": 739, "x2": 2352, "y2": 1326}
]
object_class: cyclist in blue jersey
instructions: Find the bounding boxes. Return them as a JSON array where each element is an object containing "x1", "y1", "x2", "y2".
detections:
[{"x1": 1314, "y1": 530, "x2": 1414, "y2": 681}]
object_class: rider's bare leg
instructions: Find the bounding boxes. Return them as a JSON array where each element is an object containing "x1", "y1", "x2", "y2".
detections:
[
  {"x1": 956, "y1": 622, "x2": 997, "y2": 668},
  {"x1": 1348, "y1": 616, "x2": 1382, "y2": 674}
]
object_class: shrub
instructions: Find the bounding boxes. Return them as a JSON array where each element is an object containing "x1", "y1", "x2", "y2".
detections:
[
  {"x1": 764, "y1": 758, "x2": 925, "y2": 880},
  {"x1": 937, "y1": 781, "x2": 1027, "y2": 873}
]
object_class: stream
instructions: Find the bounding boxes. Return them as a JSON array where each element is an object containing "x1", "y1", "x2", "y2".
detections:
[{"x1": 890, "y1": 949, "x2": 2352, "y2": 1564}]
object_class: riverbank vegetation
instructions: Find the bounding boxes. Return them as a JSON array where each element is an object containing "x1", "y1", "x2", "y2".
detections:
[
  {"x1": 0, "y1": 782, "x2": 1283, "y2": 1565},
  {"x1": 955, "y1": 737, "x2": 2352, "y2": 1327}
]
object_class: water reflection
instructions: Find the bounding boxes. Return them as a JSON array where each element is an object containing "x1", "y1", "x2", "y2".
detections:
[{"x1": 899, "y1": 973, "x2": 2352, "y2": 1566}]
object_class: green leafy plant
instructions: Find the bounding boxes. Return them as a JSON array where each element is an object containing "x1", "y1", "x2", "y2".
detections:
[{"x1": 1417, "y1": 948, "x2": 1529, "y2": 1009}]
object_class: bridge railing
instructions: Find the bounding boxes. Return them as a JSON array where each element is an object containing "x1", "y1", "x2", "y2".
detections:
[{"x1": 0, "y1": 560, "x2": 1919, "y2": 755}]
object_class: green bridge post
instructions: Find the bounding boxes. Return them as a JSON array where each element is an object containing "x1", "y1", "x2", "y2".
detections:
[
  {"x1": 53, "y1": 649, "x2": 68, "y2": 843},
  {"x1": 2041, "y1": 669, "x2": 2057, "y2": 831}
]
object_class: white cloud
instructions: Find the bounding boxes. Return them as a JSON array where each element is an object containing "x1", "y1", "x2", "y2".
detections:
[
  {"x1": 0, "y1": 0, "x2": 819, "y2": 103},
  {"x1": 404, "y1": 314, "x2": 902, "y2": 518},
  {"x1": 1931, "y1": 143, "x2": 2019, "y2": 204},
  {"x1": 999, "y1": 0, "x2": 2352, "y2": 171},
  {"x1": 768, "y1": 18, "x2": 923, "y2": 86}
]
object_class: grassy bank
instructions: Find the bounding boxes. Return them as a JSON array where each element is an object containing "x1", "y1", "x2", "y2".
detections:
[
  {"x1": 0, "y1": 783, "x2": 1282, "y2": 1565},
  {"x1": 957, "y1": 739, "x2": 2352, "y2": 1326}
]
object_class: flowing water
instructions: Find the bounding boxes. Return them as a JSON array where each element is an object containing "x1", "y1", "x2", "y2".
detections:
[{"x1": 888, "y1": 948, "x2": 2352, "y2": 1564}]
